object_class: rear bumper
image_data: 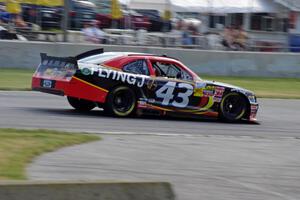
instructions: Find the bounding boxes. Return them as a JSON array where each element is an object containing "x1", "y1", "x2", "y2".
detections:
[
  {"x1": 32, "y1": 76, "x2": 69, "y2": 96},
  {"x1": 32, "y1": 87, "x2": 65, "y2": 96},
  {"x1": 32, "y1": 76, "x2": 108, "y2": 103}
]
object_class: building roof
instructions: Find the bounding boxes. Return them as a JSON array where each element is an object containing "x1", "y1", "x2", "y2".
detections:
[
  {"x1": 130, "y1": 0, "x2": 284, "y2": 13},
  {"x1": 274, "y1": 0, "x2": 300, "y2": 11},
  {"x1": 129, "y1": 0, "x2": 300, "y2": 12}
]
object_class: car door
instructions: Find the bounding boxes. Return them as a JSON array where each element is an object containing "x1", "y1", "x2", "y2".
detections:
[{"x1": 146, "y1": 59, "x2": 196, "y2": 110}]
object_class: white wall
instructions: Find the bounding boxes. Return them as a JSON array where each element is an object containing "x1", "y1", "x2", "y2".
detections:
[{"x1": 0, "y1": 40, "x2": 300, "y2": 77}]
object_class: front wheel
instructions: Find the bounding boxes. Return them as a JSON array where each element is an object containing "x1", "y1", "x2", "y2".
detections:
[
  {"x1": 105, "y1": 86, "x2": 136, "y2": 117},
  {"x1": 219, "y1": 93, "x2": 248, "y2": 122},
  {"x1": 67, "y1": 96, "x2": 96, "y2": 111}
]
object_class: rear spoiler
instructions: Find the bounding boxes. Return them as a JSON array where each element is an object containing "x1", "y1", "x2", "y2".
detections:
[
  {"x1": 36, "y1": 48, "x2": 104, "y2": 79},
  {"x1": 40, "y1": 53, "x2": 77, "y2": 66},
  {"x1": 40, "y1": 48, "x2": 104, "y2": 63},
  {"x1": 38, "y1": 48, "x2": 104, "y2": 73}
]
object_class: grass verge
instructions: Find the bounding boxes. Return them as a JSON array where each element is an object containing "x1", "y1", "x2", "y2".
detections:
[
  {"x1": 0, "y1": 68, "x2": 34, "y2": 91},
  {"x1": 0, "y1": 128, "x2": 100, "y2": 180},
  {"x1": 0, "y1": 68, "x2": 299, "y2": 98},
  {"x1": 202, "y1": 75, "x2": 300, "y2": 99}
]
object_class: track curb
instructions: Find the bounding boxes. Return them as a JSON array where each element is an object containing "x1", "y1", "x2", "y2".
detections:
[{"x1": 0, "y1": 181, "x2": 175, "y2": 200}]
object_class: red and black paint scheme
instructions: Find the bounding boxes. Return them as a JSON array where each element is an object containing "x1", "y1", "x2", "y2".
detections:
[{"x1": 32, "y1": 49, "x2": 259, "y2": 122}]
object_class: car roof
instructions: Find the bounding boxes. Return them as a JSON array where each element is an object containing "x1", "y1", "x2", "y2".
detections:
[
  {"x1": 78, "y1": 51, "x2": 200, "y2": 80},
  {"x1": 79, "y1": 52, "x2": 178, "y2": 64}
]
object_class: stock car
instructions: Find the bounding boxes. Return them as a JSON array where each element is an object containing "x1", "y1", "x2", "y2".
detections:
[{"x1": 32, "y1": 49, "x2": 259, "y2": 122}]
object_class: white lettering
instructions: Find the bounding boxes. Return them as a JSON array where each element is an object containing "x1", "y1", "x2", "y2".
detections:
[
  {"x1": 111, "y1": 70, "x2": 117, "y2": 80},
  {"x1": 117, "y1": 72, "x2": 127, "y2": 82},
  {"x1": 127, "y1": 74, "x2": 136, "y2": 85},
  {"x1": 106, "y1": 69, "x2": 113, "y2": 79},
  {"x1": 137, "y1": 76, "x2": 145, "y2": 87},
  {"x1": 98, "y1": 68, "x2": 106, "y2": 78},
  {"x1": 85, "y1": 67, "x2": 147, "y2": 87}
]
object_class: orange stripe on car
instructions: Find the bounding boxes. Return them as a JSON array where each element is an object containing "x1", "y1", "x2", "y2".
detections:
[
  {"x1": 72, "y1": 76, "x2": 109, "y2": 93},
  {"x1": 147, "y1": 104, "x2": 172, "y2": 112}
]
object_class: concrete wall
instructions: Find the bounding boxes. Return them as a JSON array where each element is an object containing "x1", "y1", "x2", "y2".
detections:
[
  {"x1": 0, "y1": 181, "x2": 174, "y2": 200},
  {"x1": 1, "y1": 40, "x2": 300, "y2": 77}
]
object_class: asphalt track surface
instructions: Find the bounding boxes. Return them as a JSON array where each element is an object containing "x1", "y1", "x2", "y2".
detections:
[
  {"x1": 1, "y1": 91, "x2": 300, "y2": 200},
  {"x1": 0, "y1": 91, "x2": 300, "y2": 137}
]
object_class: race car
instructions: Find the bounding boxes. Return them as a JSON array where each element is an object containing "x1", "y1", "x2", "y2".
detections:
[{"x1": 32, "y1": 49, "x2": 259, "y2": 122}]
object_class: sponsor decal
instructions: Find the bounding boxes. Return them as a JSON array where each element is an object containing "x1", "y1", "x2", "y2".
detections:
[
  {"x1": 81, "y1": 68, "x2": 92, "y2": 76},
  {"x1": 147, "y1": 79, "x2": 158, "y2": 91},
  {"x1": 249, "y1": 105, "x2": 258, "y2": 120},
  {"x1": 194, "y1": 88, "x2": 203, "y2": 97},
  {"x1": 251, "y1": 105, "x2": 259, "y2": 112},
  {"x1": 194, "y1": 82, "x2": 206, "y2": 97},
  {"x1": 148, "y1": 98, "x2": 156, "y2": 103},
  {"x1": 137, "y1": 100, "x2": 147, "y2": 108},
  {"x1": 80, "y1": 66, "x2": 146, "y2": 88},
  {"x1": 203, "y1": 90, "x2": 214, "y2": 97},
  {"x1": 42, "y1": 79, "x2": 54, "y2": 88},
  {"x1": 214, "y1": 86, "x2": 225, "y2": 98},
  {"x1": 194, "y1": 85, "x2": 215, "y2": 97},
  {"x1": 213, "y1": 96, "x2": 222, "y2": 103},
  {"x1": 44, "y1": 68, "x2": 54, "y2": 76},
  {"x1": 201, "y1": 86, "x2": 215, "y2": 97},
  {"x1": 250, "y1": 112, "x2": 257, "y2": 120}
]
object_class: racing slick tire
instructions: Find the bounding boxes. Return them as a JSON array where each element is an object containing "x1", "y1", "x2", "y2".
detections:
[
  {"x1": 105, "y1": 86, "x2": 136, "y2": 117},
  {"x1": 67, "y1": 96, "x2": 96, "y2": 111},
  {"x1": 219, "y1": 92, "x2": 248, "y2": 122}
]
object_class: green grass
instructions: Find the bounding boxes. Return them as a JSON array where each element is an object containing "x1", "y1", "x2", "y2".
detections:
[
  {"x1": 0, "y1": 68, "x2": 34, "y2": 91},
  {"x1": 0, "y1": 129, "x2": 100, "y2": 180},
  {"x1": 0, "y1": 68, "x2": 299, "y2": 98},
  {"x1": 202, "y1": 75, "x2": 300, "y2": 99}
]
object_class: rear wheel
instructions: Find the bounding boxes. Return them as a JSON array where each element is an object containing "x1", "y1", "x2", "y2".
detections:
[
  {"x1": 67, "y1": 96, "x2": 95, "y2": 111},
  {"x1": 219, "y1": 93, "x2": 248, "y2": 122},
  {"x1": 105, "y1": 86, "x2": 136, "y2": 117}
]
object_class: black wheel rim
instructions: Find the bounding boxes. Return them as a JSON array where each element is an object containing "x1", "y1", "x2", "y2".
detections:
[
  {"x1": 222, "y1": 95, "x2": 245, "y2": 119},
  {"x1": 112, "y1": 90, "x2": 134, "y2": 113}
]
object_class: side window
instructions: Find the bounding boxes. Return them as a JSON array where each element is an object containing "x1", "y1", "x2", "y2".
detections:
[
  {"x1": 123, "y1": 59, "x2": 149, "y2": 75},
  {"x1": 180, "y1": 70, "x2": 193, "y2": 81},
  {"x1": 152, "y1": 62, "x2": 193, "y2": 81}
]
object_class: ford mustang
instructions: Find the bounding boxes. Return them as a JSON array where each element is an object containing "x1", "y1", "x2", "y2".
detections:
[{"x1": 32, "y1": 49, "x2": 258, "y2": 122}]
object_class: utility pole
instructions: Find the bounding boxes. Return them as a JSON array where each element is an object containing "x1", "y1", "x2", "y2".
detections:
[{"x1": 63, "y1": 0, "x2": 70, "y2": 42}]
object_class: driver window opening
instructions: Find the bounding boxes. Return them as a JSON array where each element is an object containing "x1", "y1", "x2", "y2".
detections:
[{"x1": 151, "y1": 61, "x2": 193, "y2": 81}]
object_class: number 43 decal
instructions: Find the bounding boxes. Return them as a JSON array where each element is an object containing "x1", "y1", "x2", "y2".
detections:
[{"x1": 155, "y1": 82, "x2": 193, "y2": 108}]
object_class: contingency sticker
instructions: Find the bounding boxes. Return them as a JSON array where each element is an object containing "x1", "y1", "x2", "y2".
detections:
[
  {"x1": 194, "y1": 85, "x2": 215, "y2": 97},
  {"x1": 213, "y1": 86, "x2": 225, "y2": 102},
  {"x1": 194, "y1": 82, "x2": 206, "y2": 97}
]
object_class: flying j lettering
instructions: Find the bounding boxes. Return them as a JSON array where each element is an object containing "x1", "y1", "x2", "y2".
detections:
[
  {"x1": 127, "y1": 74, "x2": 136, "y2": 85},
  {"x1": 80, "y1": 67, "x2": 146, "y2": 88},
  {"x1": 116, "y1": 72, "x2": 127, "y2": 82}
]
